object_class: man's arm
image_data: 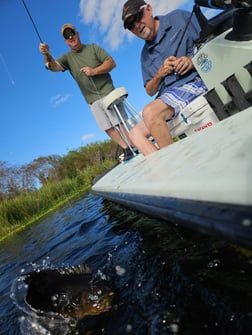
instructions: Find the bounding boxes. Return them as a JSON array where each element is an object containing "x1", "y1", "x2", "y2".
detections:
[
  {"x1": 95, "y1": 57, "x2": 116, "y2": 75},
  {"x1": 39, "y1": 43, "x2": 64, "y2": 72},
  {"x1": 145, "y1": 56, "x2": 176, "y2": 96},
  {"x1": 145, "y1": 55, "x2": 194, "y2": 96},
  {"x1": 145, "y1": 71, "x2": 164, "y2": 96},
  {"x1": 80, "y1": 57, "x2": 116, "y2": 77}
]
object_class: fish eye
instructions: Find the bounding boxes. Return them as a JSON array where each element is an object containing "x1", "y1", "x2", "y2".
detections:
[{"x1": 73, "y1": 296, "x2": 80, "y2": 304}]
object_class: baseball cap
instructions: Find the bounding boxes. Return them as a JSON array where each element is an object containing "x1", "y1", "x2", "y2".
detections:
[
  {"x1": 61, "y1": 23, "x2": 76, "y2": 36},
  {"x1": 122, "y1": 0, "x2": 147, "y2": 24}
]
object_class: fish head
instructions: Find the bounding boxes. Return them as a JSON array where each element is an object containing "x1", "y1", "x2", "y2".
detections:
[
  {"x1": 51, "y1": 276, "x2": 115, "y2": 319},
  {"x1": 24, "y1": 264, "x2": 114, "y2": 320}
]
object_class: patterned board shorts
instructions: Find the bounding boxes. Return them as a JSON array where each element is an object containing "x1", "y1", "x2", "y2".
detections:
[{"x1": 158, "y1": 77, "x2": 208, "y2": 118}]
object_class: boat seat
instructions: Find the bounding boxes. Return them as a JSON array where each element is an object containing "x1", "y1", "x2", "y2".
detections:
[
  {"x1": 103, "y1": 87, "x2": 128, "y2": 110},
  {"x1": 103, "y1": 87, "x2": 142, "y2": 151},
  {"x1": 103, "y1": 87, "x2": 141, "y2": 129}
]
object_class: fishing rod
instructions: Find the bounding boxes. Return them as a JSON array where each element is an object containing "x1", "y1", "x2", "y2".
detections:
[
  {"x1": 21, "y1": 0, "x2": 43, "y2": 43},
  {"x1": 174, "y1": 4, "x2": 197, "y2": 57},
  {"x1": 173, "y1": 4, "x2": 197, "y2": 81}
]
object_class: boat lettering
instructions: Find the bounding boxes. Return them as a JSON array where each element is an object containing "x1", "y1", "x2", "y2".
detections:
[{"x1": 194, "y1": 121, "x2": 213, "y2": 132}]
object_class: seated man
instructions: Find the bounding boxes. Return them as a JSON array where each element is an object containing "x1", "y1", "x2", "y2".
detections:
[{"x1": 122, "y1": 0, "x2": 207, "y2": 155}]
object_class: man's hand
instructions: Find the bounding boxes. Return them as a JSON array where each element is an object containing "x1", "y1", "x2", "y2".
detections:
[
  {"x1": 158, "y1": 56, "x2": 177, "y2": 78},
  {"x1": 38, "y1": 43, "x2": 63, "y2": 71},
  {"x1": 39, "y1": 43, "x2": 50, "y2": 55},
  {"x1": 174, "y1": 56, "x2": 193, "y2": 76},
  {"x1": 80, "y1": 66, "x2": 95, "y2": 76}
]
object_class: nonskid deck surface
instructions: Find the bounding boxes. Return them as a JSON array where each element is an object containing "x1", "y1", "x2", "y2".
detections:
[{"x1": 92, "y1": 108, "x2": 252, "y2": 248}]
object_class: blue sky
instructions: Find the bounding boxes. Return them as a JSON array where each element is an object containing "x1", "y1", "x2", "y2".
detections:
[{"x1": 0, "y1": 0, "x2": 213, "y2": 166}]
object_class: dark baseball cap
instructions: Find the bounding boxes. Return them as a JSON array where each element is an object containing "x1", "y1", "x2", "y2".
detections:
[{"x1": 122, "y1": 0, "x2": 147, "y2": 24}]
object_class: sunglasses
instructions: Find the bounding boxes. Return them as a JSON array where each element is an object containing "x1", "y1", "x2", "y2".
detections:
[
  {"x1": 64, "y1": 30, "x2": 76, "y2": 40},
  {"x1": 125, "y1": 6, "x2": 146, "y2": 31}
]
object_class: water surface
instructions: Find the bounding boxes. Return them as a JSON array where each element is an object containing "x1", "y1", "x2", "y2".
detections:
[{"x1": 0, "y1": 192, "x2": 251, "y2": 334}]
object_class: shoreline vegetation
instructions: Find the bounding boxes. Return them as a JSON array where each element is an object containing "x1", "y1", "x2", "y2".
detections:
[{"x1": 0, "y1": 141, "x2": 119, "y2": 243}]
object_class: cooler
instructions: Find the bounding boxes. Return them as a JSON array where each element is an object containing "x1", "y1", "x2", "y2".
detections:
[{"x1": 168, "y1": 95, "x2": 220, "y2": 140}]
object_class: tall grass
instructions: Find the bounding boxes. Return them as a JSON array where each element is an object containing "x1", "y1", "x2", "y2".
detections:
[{"x1": 0, "y1": 160, "x2": 115, "y2": 241}]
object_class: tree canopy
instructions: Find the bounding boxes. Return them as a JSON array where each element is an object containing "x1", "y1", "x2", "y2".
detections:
[{"x1": 0, "y1": 140, "x2": 119, "y2": 201}]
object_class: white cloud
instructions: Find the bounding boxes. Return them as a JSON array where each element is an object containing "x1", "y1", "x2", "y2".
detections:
[
  {"x1": 82, "y1": 133, "x2": 94, "y2": 141},
  {"x1": 50, "y1": 93, "x2": 72, "y2": 107},
  {"x1": 79, "y1": 0, "x2": 190, "y2": 50}
]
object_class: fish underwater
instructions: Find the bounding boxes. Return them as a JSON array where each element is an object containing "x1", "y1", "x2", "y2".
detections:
[{"x1": 23, "y1": 264, "x2": 114, "y2": 320}]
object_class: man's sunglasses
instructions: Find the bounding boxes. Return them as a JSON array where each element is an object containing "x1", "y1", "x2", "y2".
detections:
[
  {"x1": 125, "y1": 6, "x2": 146, "y2": 31},
  {"x1": 64, "y1": 30, "x2": 76, "y2": 40}
]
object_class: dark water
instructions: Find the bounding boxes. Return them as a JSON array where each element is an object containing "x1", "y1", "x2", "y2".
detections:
[{"x1": 0, "y1": 192, "x2": 252, "y2": 335}]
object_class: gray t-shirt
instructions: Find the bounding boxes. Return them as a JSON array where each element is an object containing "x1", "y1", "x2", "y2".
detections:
[{"x1": 58, "y1": 44, "x2": 115, "y2": 104}]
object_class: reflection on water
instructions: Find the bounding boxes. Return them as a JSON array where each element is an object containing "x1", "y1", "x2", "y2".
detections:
[{"x1": 0, "y1": 192, "x2": 251, "y2": 334}]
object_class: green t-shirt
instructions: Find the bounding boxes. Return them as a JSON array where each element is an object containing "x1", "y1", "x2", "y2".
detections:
[{"x1": 57, "y1": 44, "x2": 115, "y2": 104}]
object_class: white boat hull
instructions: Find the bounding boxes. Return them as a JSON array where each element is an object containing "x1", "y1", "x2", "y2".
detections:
[{"x1": 92, "y1": 108, "x2": 252, "y2": 248}]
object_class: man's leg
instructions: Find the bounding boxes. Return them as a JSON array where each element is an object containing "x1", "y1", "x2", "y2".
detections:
[
  {"x1": 129, "y1": 121, "x2": 157, "y2": 156},
  {"x1": 106, "y1": 125, "x2": 134, "y2": 149},
  {"x1": 90, "y1": 98, "x2": 134, "y2": 149},
  {"x1": 143, "y1": 99, "x2": 174, "y2": 149}
]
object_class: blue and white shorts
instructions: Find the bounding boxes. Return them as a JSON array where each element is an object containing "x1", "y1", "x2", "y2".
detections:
[{"x1": 158, "y1": 77, "x2": 207, "y2": 118}]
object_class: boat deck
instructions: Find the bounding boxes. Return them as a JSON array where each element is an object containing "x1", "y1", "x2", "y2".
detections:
[{"x1": 92, "y1": 108, "x2": 252, "y2": 248}]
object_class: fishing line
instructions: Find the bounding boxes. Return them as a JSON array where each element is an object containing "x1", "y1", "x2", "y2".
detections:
[
  {"x1": 0, "y1": 52, "x2": 15, "y2": 85},
  {"x1": 21, "y1": 0, "x2": 43, "y2": 43},
  {"x1": 86, "y1": 74, "x2": 134, "y2": 152}
]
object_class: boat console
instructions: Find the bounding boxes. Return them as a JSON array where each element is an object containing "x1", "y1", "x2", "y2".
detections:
[{"x1": 192, "y1": 0, "x2": 252, "y2": 120}]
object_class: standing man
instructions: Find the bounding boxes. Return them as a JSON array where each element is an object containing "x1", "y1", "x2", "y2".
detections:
[
  {"x1": 122, "y1": 1, "x2": 207, "y2": 156},
  {"x1": 39, "y1": 24, "x2": 134, "y2": 161}
]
